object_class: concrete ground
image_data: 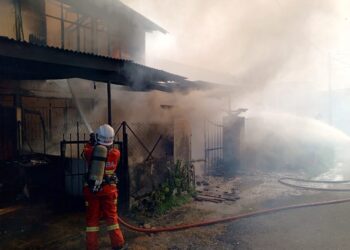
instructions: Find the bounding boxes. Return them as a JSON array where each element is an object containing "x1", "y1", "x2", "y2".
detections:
[
  {"x1": 129, "y1": 199, "x2": 350, "y2": 250},
  {"x1": 128, "y1": 174, "x2": 350, "y2": 250},
  {"x1": 2, "y1": 174, "x2": 350, "y2": 249},
  {"x1": 219, "y1": 201, "x2": 350, "y2": 250}
]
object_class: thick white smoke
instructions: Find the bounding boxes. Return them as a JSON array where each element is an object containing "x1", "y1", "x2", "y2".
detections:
[
  {"x1": 120, "y1": 0, "x2": 350, "y2": 177},
  {"x1": 122, "y1": 0, "x2": 342, "y2": 89}
]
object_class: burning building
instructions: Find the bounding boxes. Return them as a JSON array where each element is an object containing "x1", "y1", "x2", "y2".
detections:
[{"x1": 0, "y1": 0, "x2": 196, "y2": 208}]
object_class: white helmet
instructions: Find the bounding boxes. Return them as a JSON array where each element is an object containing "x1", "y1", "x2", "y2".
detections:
[{"x1": 95, "y1": 124, "x2": 114, "y2": 146}]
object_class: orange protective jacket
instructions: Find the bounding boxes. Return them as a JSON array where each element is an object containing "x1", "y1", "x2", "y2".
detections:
[
  {"x1": 83, "y1": 143, "x2": 120, "y2": 194},
  {"x1": 82, "y1": 143, "x2": 125, "y2": 250}
]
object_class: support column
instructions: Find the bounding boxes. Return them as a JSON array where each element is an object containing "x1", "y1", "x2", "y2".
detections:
[
  {"x1": 15, "y1": 81, "x2": 22, "y2": 155},
  {"x1": 60, "y1": 0, "x2": 65, "y2": 49},
  {"x1": 118, "y1": 121, "x2": 130, "y2": 212},
  {"x1": 107, "y1": 81, "x2": 112, "y2": 125}
]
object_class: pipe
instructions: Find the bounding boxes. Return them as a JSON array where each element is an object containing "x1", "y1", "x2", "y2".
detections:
[{"x1": 118, "y1": 177, "x2": 350, "y2": 233}]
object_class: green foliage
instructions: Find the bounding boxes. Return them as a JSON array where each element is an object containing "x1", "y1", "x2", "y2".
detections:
[
  {"x1": 133, "y1": 160, "x2": 195, "y2": 216},
  {"x1": 154, "y1": 193, "x2": 192, "y2": 215}
]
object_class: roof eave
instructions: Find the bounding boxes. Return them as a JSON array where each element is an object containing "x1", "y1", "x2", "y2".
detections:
[{"x1": 115, "y1": 0, "x2": 167, "y2": 34}]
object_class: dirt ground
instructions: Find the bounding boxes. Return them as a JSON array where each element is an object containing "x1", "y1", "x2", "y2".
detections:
[{"x1": 2, "y1": 173, "x2": 350, "y2": 249}]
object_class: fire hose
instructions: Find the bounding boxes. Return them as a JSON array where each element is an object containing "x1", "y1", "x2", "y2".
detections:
[
  {"x1": 118, "y1": 177, "x2": 350, "y2": 233},
  {"x1": 278, "y1": 177, "x2": 350, "y2": 191}
]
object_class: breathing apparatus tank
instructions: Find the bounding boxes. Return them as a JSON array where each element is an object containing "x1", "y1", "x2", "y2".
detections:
[{"x1": 89, "y1": 144, "x2": 108, "y2": 183}]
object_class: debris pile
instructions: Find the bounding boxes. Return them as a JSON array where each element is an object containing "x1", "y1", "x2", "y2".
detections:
[{"x1": 195, "y1": 177, "x2": 240, "y2": 203}]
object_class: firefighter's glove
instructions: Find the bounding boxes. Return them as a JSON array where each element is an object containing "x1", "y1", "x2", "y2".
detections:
[
  {"x1": 89, "y1": 133, "x2": 96, "y2": 146},
  {"x1": 88, "y1": 179, "x2": 102, "y2": 193}
]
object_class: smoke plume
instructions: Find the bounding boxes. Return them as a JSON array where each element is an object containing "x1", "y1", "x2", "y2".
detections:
[{"x1": 123, "y1": 0, "x2": 337, "y2": 91}]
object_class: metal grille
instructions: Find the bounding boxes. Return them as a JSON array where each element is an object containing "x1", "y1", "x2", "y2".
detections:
[
  {"x1": 204, "y1": 119, "x2": 224, "y2": 176},
  {"x1": 0, "y1": 106, "x2": 17, "y2": 160},
  {"x1": 60, "y1": 124, "x2": 90, "y2": 196},
  {"x1": 22, "y1": 109, "x2": 47, "y2": 154},
  {"x1": 116, "y1": 122, "x2": 173, "y2": 166}
]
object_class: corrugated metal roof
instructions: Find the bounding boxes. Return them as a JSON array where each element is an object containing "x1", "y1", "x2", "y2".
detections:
[
  {"x1": 0, "y1": 37, "x2": 223, "y2": 93},
  {"x1": 0, "y1": 36, "x2": 184, "y2": 80},
  {"x1": 0, "y1": 36, "x2": 201, "y2": 92}
]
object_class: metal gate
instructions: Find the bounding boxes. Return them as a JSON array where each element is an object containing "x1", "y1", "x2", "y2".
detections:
[
  {"x1": 204, "y1": 114, "x2": 245, "y2": 176},
  {"x1": 60, "y1": 123, "x2": 125, "y2": 196},
  {"x1": 59, "y1": 121, "x2": 168, "y2": 210},
  {"x1": 60, "y1": 119, "x2": 193, "y2": 212},
  {"x1": 204, "y1": 119, "x2": 224, "y2": 176}
]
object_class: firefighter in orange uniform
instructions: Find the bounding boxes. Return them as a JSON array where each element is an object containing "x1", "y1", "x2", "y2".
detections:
[{"x1": 82, "y1": 124, "x2": 128, "y2": 250}]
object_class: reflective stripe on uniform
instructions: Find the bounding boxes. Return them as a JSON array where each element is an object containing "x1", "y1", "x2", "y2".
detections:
[
  {"x1": 86, "y1": 226, "x2": 99, "y2": 232},
  {"x1": 105, "y1": 170, "x2": 114, "y2": 175},
  {"x1": 90, "y1": 175, "x2": 99, "y2": 179},
  {"x1": 106, "y1": 224, "x2": 120, "y2": 231}
]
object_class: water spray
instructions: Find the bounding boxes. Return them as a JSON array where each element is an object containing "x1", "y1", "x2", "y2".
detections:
[{"x1": 67, "y1": 79, "x2": 93, "y2": 134}]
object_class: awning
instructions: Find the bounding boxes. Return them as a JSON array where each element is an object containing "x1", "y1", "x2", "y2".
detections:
[{"x1": 0, "y1": 36, "x2": 193, "y2": 92}]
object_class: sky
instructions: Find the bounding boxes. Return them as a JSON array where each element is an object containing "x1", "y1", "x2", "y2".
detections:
[{"x1": 122, "y1": 0, "x2": 350, "y2": 92}]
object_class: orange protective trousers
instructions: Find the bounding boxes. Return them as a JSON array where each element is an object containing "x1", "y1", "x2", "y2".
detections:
[{"x1": 84, "y1": 186, "x2": 125, "y2": 250}]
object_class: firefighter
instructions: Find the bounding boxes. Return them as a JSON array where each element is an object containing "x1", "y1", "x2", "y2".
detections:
[{"x1": 82, "y1": 124, "x2": 128, "y2": 250}]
